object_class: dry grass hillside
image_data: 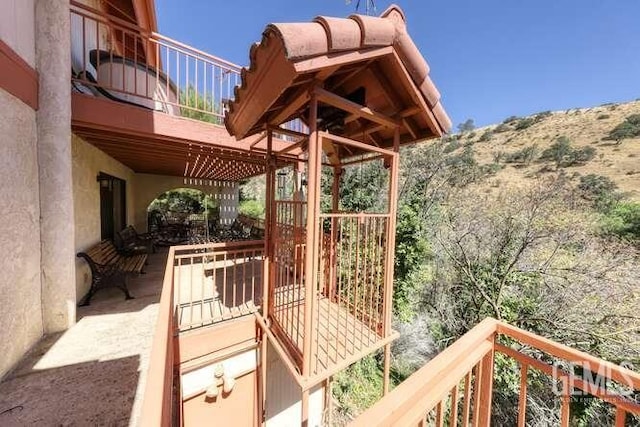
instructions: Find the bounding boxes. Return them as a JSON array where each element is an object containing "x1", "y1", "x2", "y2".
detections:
[{"x1": 454, "y1": 100, "x2": 640, "y2": 199}]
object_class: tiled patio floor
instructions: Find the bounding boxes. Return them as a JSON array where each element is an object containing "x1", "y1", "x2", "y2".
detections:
[{"x1": 0, "y1": 249, "x2": 169, "y2": 426}]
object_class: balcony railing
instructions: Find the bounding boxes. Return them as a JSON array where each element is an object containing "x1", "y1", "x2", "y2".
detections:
[
  {"x1": 71, "y1": 1, "x2": 240, "y2": 124},
  {"x1": 141, "y1": 241, "x2": 265, "y2": 425},
  {"x1": 173, "y1": 240, "x2": 264, "y2": 332},
  {"x1": 70, "y1": 1, "x2": 305, "y2": 137},
  {"x1": 350, "y1": 318, "x2": 640, "y2": 427}
]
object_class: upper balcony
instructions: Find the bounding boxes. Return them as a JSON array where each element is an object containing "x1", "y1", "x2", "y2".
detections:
[{"x1": 69, "y1": 0, "x2": 303, "y2": 181}]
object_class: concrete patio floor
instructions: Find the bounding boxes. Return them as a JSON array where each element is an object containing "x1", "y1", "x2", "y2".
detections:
[{"x1": 0, "y1": 249, "x2": 169, "y2": 426}]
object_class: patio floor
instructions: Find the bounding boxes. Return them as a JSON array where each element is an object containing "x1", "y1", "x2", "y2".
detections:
[{"x1": 0, "y1": 249, "x2": 169, "y2": 426}]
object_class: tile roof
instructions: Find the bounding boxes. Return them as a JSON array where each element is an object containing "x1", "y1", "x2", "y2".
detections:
[{"x1": 226, "y1": 4, "x2": 451, "y2": 147}]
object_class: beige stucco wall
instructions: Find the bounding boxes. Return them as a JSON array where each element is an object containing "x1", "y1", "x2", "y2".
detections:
[
  {"x1": 0, "y1": 89, "x2": 42, "y2": 379},
  {"x1": 0, "y1": 0, "x2": 36, "y2": 67},
  {"x1": 72, "y1": 134, "x2": 136, "y2": 300},
  {"x1": 133, "y1": 175, "x2": 239, "y2": 232}
]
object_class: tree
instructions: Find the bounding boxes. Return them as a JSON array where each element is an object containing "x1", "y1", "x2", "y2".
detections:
[
  {"x1": 457, "y1": 118, "x2": 475, "y2": 133},
  {"x1": 179, "y1": 85, "x2": 223, "y2": 125},
  {"x1": 418, "y1": 177, "x2": 640, "y2": 425}
]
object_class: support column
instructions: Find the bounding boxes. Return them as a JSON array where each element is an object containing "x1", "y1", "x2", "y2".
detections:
[
  {"x1": 329, "y1": 167, "x2": 342, "y2": 300},
  {"x1": 36, "y1": 0, "x2": 75, "y2": 332},
  {"x1": 302, "y1": 93, "x2": 320, "y2": 379},
  {"x1": 264, "y1": 129, "x2": 274, "y2": 318},
  {"x1": 382, "y1": 128, "x2": 401, "y2": 395}
]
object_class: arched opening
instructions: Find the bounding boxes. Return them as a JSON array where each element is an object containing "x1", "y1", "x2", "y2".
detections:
[
  {"x1": 146, "y1": 187, "x2": 257, "y2": 244},
  {"x1": 147, "y1": 188, "x2": 216, "y2": 245}
]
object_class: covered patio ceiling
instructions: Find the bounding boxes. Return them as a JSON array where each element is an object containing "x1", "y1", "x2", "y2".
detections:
[
  {"x1": 225, "y1": 4, "x2": 452, "y2": 160},
  {"x1": 71, "y1": 93, "x2": 296, "y2": 181}
]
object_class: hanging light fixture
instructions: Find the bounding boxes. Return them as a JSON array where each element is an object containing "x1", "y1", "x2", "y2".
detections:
[{"x1": 96, "y1": 173, "x2": 113, "y2": 191}]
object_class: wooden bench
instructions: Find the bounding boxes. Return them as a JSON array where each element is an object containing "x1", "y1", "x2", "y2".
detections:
[
  {"x1": 116, "y1": 225, "x2": 155, "y2": 255},
  {"x1": 77, "y1": 239, "x2": 147, "y2": 306}
]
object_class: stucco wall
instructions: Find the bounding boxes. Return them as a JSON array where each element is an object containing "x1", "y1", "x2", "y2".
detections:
[
  {"x1": 72, "y1": 134, "x2": 135, "y2": 300},
  {"x1": 0, "y1": 0, "x2": 36, "y2": 67},
  {"x1": 0, "y1": 89, "x2": 42, "y2": 378},
  {"x1": 133, "y1": 175, "x2": 239, "y2": 232}
]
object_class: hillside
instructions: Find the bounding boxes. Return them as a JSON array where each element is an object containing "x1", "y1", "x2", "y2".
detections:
[{"x1": 453, "y1": 99, "x2": 640, "y2": 199}]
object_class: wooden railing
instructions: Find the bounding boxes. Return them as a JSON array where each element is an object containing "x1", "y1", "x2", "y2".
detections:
[
  {"x1": 71, "y1": 1, "x2": 240, "y2": 122},
  {"x1": 70, "y1": 1, "x2": 306, "y2": 134},
  {"x1": 173, "y1": 240, "x2": 264, "y2": 332},
  {"x1": 351, "y1": 318, "x2": 640, "y2": 427},
  {"x1": 140, "y1": 246, "x2": 177, "y2": 427}
]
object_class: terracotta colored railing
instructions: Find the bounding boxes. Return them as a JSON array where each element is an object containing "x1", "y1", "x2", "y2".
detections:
[
  {"x1": 70, "y1": 1, "x2": 306, "y2": 134},
  {"x1": 70, "y1": 1, "x2": 240, "y2": 122},
  {"x1": 141, "y1": 241, "x2": 265, "y2": 424},
  {"x1": 314, "y1": 213, "x2": 390, "y2": 374},
  {"x1": 351, "y1": 318, "x2": 640, "y2": 427},
  {"x1": 173, "y1": 240, "x2": 264, "y2": 332},
  {"x1": 140, "y1": 246, "x2": 177, "y2": 427}
]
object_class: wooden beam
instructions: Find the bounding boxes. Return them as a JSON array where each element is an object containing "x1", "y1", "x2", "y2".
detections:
[
  {"x1": 389, "y1": 51, "x2": 441, "y2": 137},
  {"x1": 322, "y1": 139, "x2": 341, "y2": 166},
  {"x1": 328, "y1": 61, "x2": 373, "y2": 91},
  {"x1": 402, "y1": 118, "x2": 418, "y2": 140},
  {"x1": 319, "y1": 131, "x2": 395, "y2": 156},
  {"x1": 369, "y1": 63, "x2": 402, "y2": 112},
  {"x1": 314, "y1": 87, "x2": 400, "y2": 129},
  {"x1": 0, "y1": 39, "x2": 38, "y2": 109},
  {"x1": 267, "y1": 85, "x2": 311, "y2": 126}
]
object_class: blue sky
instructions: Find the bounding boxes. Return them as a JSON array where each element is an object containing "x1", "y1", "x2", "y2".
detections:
[{"x1": 155, "y1": 0, "x2": 640, "y2": 127}]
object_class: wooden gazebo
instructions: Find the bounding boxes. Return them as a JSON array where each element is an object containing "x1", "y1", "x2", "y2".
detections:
[{"x1": 225, "y1": 4, "x2": 451, "y2": 422}]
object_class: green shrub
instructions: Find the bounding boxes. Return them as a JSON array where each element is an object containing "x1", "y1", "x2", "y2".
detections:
[
  {"x1": 333, "y1": 354, "x2": 384, "y2": 417},
  {"x1": 479, "y1": 130, "x2": 494, "y2": 142},
  {"x1": 239, "y1": 199, "x2": 264, "y2": 218},
  {"x1": 596, "y1": 114, "x2": 610, "y2": 120},
  {"x1": 483, "y1": 162, "x2": 504, "y2": 175},
  {"x1": 494, "y1": 123, "x2": 510, "y2": 133},
  {"x1": 573, "y1": 146, "x2": 596, "y2": 163},
  {"x1": 540, "y1": 136, "x2": 571, "y2": 164},
  {"x1": 540, "y1": 136, "x2": 596, "y2": 167},
  {"x1": 534, "y1": 111, "x2": 552, "y2": 121},
  {"x1": 504, "y1": 144, "x2": 538, "y2": 165},
  {"x1": 515, "y1": 117, "x2": 536, "y2": 130},
  {"x1": 503, "y1": 115, "x2": 519, "y2": 124},
  {"x1": 578, "y1": 174, "x2": 619, "y2": 210},
  {"x1": 601, "y1": 201, "x2": 640, "y2": 242},
  {"x1": 604, "y1": 114, "x2": 640, "y2": 143},
  {"x1": 444, "y1": 139, "x2": 462, "y2": 153}
]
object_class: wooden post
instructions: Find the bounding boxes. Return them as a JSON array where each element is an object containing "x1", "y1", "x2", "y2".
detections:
[
  {"x1": 615, "y1": 407, "x2": 627, "y2": 427},
  {"x1": 302, "y1": 388, "x2": 310, "y2": 427},
  {"x1": 560, "y1": 376, "x2": 570, "y2": 427},
  {"x1": 325, "y1": 377, "x2": 333, "y2": 426},
  {"x1": 383, "y1": 343, "x2": 391, "y2": 395},
  {"x1": 264, "y1": 129, "x2": 274, "y2": 318},
  {"x1": 329, "y1": 167, "x2": 342, "y2": 300},
  {"x1": 517, "y1": 364, "x2": 528, "y2": 427},
  {"x1": 259, "y1": 329, "x2": 267, "y2": 426},
  {"x1": 302, "y1": 92, "x2": 320, "y2": 378},
  {"x1": 382, "y1": 127, "x2": 401, "y2": 395},
  {"x1": 475, "y1": 342, "x2": 495, "y2": 426}
]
